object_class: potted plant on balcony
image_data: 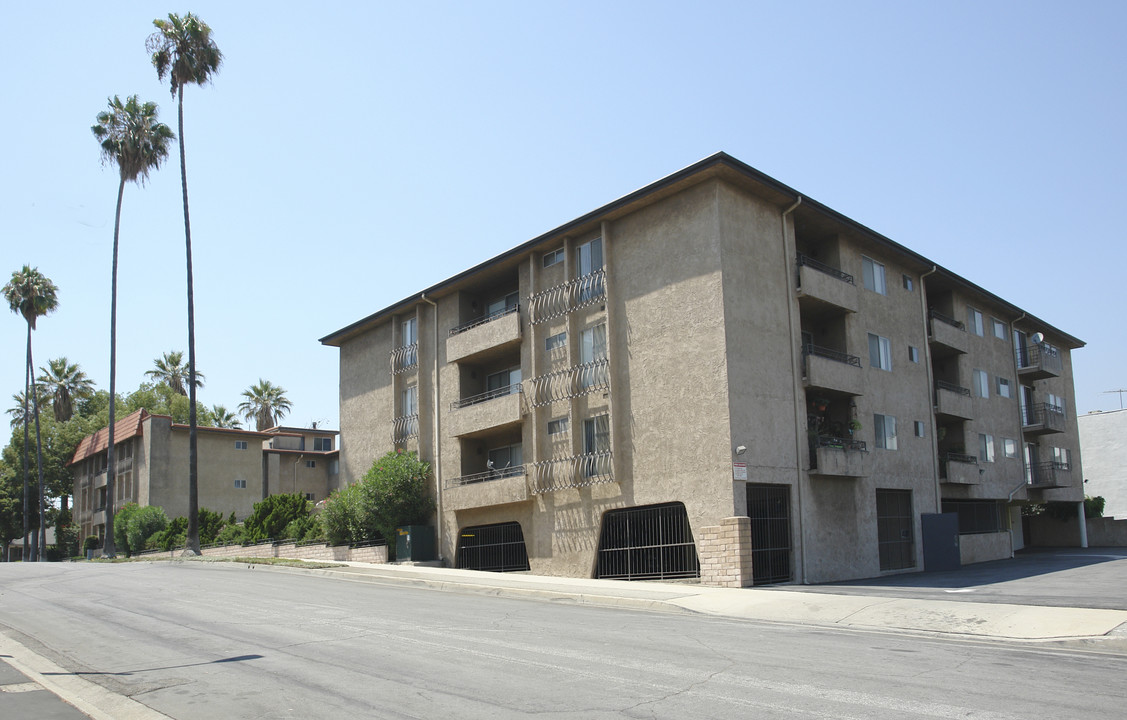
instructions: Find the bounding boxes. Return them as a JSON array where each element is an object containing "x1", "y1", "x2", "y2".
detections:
[{"x1": 848, "y1": 419, "x2": 862, "y2": 436}]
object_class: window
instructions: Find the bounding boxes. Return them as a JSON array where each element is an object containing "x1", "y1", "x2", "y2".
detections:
[
  {"x1": 305, "y1": 460, "x2": 316, "y2": 468},
  {"x1": 902, "y1": 274, "x2": 913, "y2": 291},
  {"x1": 486, "y1": 366, "x2": 521, "y2": 395},
  {"x1": 583, "y1": 414, "x2": 611, "y2": 476},
  {"x1": 329, "y1": 459, "x2": 339, "y2": 475},
  {"x1": 967, "y1": 307, "x2": 984, "y2": 336},
  {"x1": 1003, "y1": 438, "x2": 1017, "y2": 458},
  {"x1": 547, "y1": 417, "x2": 568, "y2": 435},
  {"x1": 874, "y1": 414, "x2": 897, "y2": 450},
  {"x1": 542, "y1": 248, "x2": 564, "y2": 268},
  {"x1": 973, "y1": 369, "x2": 989, "y2": 398},
  {"x1": 313, "y1": 437, "x2": 333, "y2": 451},
  {"x1": 862, "y1": 256, "x2": 886, "y2": 295},
  {"x1": 992, "y1": 318, "x2": 1007, "y2": 340},
  {"x1": 942, "y1": 500, "x2": 1006, "y2": 535},
  {"x1": 908, "y1": 345, "x2": 919, "y2": 363},
  {"x1": 979, "y1": 433, "x2": 995, "y2": 463},
  {"x1": 401, "y1": 316, "x2": 418, "y2": 367},
  {"x1": 486, "y1": 292, "x2": 519, "y2": 317},
  {"x1": 996, "y1": 377, "x2": 1011, "y2": 398},
  {"x1": 868, "y1": 333, "x2": 892, "y2": 371},
  {"x1": 234, "y1": 479, "x2": 247, "y2": 489},
  {"x1": 487, "y1": 443, "x2": 523, "y2": 475},
  {"x1": 914, "y1": 421, "x2": 925, "y2": 438},
  {"x1": 1052, "y1": 447, "x2": 1071, "y2": 467},
  {"x1": 234, "y1": 441, "x2": 248, "y2": 450},
  {"x1": 403, "y1": 384, "x2": 418, "y2": 416},
  {"x1": 403, "y1": 316, "x2": 417, "y2": 345},
  {"x1": 1047, "y1": 393, "x2": 1066, "y2": 414},
  {"x1": 545, "y1": 331, "x2": 566, "y2": 352},
  {"x1": 576, "y1": 237, "x2": 604, "y2": 276},
  {"x1": 305, "y1": 493, "x2": 316, "y2": 502}
]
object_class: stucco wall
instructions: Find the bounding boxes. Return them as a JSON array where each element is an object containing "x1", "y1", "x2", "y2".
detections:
[{"x1": 959, "y1": 531, "x2": 1011, "y2": 564}]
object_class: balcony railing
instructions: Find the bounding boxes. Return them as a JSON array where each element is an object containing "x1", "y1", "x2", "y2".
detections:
[
  {"x1": 530, "y1": 358, "x2": 609, "y2": 407},
  {"x1": 802, "y1": 343, "x2": 861, "y2": 368},
  {"x1": 811, "y1": 435, "x2": 867, "y2": 452},
  {"x1": 1017, "y1": 343, "x2": 1063, "y2": 377},
  {"x1": 390, "y1": 343, "x2": 419, "y2": 375},
  {"x1": 451, "y1": 383, "x2": 522, "y2": 410},
  {"x1": 796, "y1": 253, "x2": 855, "y2": 285},
  {"x1": 528, "y1": 269, "x2": 606, "y2": 324},
  {"x1": 1028, "y1": 461, "x2": 1071, "y2": 487},
  {"x1": 531, "y1": 451, "x2": 613, "y2": 494},
  {"x1": 391, "y1": 414, "x2": 419, "y2": 443},
  {"x1": 942, "y1": 451, "x2": 978, "y2": 465},
  {"x1": 935, "y1": 380, "x2": 971, "y2": 397},
  {"x1": 928, "y1": 308, "x2": 965, "y2": 331},
  {"x1": 445, "y1": 465, "x2": 526, "y2": 488},
  {"x1": 449, "y1": 303, "x2": 519, "y2": 337},
  {"x1": 1022, "y1": 402, "x2": 1066, "y2": 432}
]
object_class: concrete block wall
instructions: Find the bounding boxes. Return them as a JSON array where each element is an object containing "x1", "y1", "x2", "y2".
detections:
[{"x1": 698, "y1": 516, "x2": 753, "y2": 587}]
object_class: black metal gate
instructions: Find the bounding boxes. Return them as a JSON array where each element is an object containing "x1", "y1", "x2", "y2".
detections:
[
  {"x1": 455, "y1": 521, "x2": 530, "y2": 572},
  {"x1": 596, "y1": 503, "x2": 700, "y2": 581},
  {"x1": 876, "y1": 489, "x2": 915, "y2": 571},
  {"x1": 746, "y1": 484, "x2": 792, "y2": 584}
]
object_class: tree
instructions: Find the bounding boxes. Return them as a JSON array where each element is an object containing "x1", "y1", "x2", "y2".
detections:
[
  {"x1": 4, "y1": 265, "x2": 59, "y2": 561},
  {"x1": 210, "y1": 405, "x2": 240, "y2": 429},
  {"x1": 37, "y1": 357, "x2": 95, "y2": 422},
  {"x1": 238, "y1": 379, "x2": 292, "y2": 431},
  {"x1": 7, "y1": 387, "x2": 50, "y2": 430},
  {"x1": 148, "y1": 13, "x2": 223, "y2": 556},
  {"x1": 144, "y1": 350, "x2": 204, "y2": 396},
  {"x1": 93, "y1": 94, "x2": 174, "y2": 558},
  {"x1": 0, "y1": 459, "x2": 21, "y2": 560}
]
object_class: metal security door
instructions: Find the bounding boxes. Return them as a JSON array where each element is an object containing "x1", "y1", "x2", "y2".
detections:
[{"x1": 746, "y1": 484, "x2": 792, "y2": 584}]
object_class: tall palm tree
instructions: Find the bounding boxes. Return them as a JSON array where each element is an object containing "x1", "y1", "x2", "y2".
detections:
[
  {"x1": 37, "y1": 357, "x2": 96, "y2": 422},
  {"x1": 145, "y1": 350, "x2": 204, "y2": 396},
  {"x1": 238, "y1": 380, "x2": 293, "y2": 431},
  {"x1": 4, "y1": 266, "x2": 59, "y2": 561},
  {"x1": 6, "y1": 387, "x2": 50, "y2": 430},
  {"x1": 93, "y1": 94, "x2": 173, "y2": 558},
  {"x1": 210, "y1": 405, "x2": 241, "y2": 429},
  {"x1": 148, "y1": 13, "x2": 222, "y2": 556}
]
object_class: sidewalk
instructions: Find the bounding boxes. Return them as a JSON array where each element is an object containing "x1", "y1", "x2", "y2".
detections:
[{"x1": 296, "y1": 559, "x2": 1127, "y2": 642}]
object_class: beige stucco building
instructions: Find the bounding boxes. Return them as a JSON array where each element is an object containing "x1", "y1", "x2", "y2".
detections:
[
  {"x1": 70, "y1": 409, "x2": 340, "y2": 542},
  {"x1": 322, "y1": 153, "x2": 1084, "y2": 585}
]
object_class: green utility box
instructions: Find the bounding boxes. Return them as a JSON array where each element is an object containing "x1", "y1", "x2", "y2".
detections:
[{"x1": 395, "y1": 525, "x2": 435, "y2": 562}]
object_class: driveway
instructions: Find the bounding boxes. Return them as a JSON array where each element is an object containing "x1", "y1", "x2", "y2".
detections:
[{"x1": 778, "y1": 547, "x2": 1127, "y2": 610}]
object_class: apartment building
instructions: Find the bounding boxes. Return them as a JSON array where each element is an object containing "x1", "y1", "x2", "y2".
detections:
[
  {"x1": 70, "y1": 409, "x2": 340, "y2": 542},
  {"x1": 321, "y1": 153, "x2": 1084, "y2": 586}
]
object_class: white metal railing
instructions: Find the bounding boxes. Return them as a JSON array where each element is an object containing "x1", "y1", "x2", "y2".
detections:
[
  {"x1": 528, "y1": 269, "x2": 606, "y2": 324},
  {"x1": 392, "y1": 414, "x2": 419, "y2": 443},
  {"x1": 451, "y1": 383, "x2": 522, "y2": 410},
  {"x1": 531, "y1": 452, "x2": 613, "y2": 494},
  {"x1": 390, "y1": 343, "x2": 419, "y2": 375},
  {"x1": 449, "y1": 303, "x2": 519, "y2": 336},
  {"x1": 529, "y1": 358, "x2": 609, "y2": 407},
  {"x1": 445, "y1": 465, "x2": 526, "y2": 488}
]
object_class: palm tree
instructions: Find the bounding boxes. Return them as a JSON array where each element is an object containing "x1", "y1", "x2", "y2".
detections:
[
  {"x1": 145, "y1": 350, "x2": 204, "y2": 396},
  {"x1": 6, "y1": 387, "x2": 50, "y2": 430},
  {"x1": 210, "y1": 405, "x2": 241, "y2": 429},
  {"x1": 37, "y1": 358, "x2": 96, "y2": 422},
  {"x1": 238, "y1": 380, "x2": 293, "y2": 431},
  {"x1": 4, "y1": 266, "x2": 59, "y2": 561},
  {"x1": 148, "y1": 13, "x2": 222, "y2": 556},
  {"x1": 93, "y1": 94, "x2": 173, "y2": 558}
]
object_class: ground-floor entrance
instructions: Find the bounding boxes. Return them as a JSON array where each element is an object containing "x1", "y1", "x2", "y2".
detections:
[{"x1": 746, "y1": 483, "x2": 793, "y2": 584}]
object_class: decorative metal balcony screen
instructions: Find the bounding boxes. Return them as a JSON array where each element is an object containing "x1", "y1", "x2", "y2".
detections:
[{"x1": 528, "y1": 269, "x2": 606, "y2": 324}]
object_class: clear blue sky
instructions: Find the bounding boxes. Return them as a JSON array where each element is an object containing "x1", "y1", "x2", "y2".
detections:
[{"x1": 2, "y1": 1, "x2": 1125, "y2": 432}]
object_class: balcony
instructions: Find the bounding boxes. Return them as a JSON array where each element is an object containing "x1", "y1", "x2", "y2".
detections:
[
  {"x1": 940, "y1": 452, "x2": 979, "y2": 484},
  {"x1": 1016, "y1": 343, "x2": 1062, "y2": 380},
  {"x1": 928, "y1": 309, "x2": 968, "y2": 355},
  {"x1": 1022, "y1": 403, "x2": 1066, "y2": 436},
  {"x1": 795, "y1": 255, "x2": 859, "y2": 314},
  {"x1": 91, "y1": 508, "x2": 106, "y2": 527},
  {"x1": 1028, "y1": 461, "x2": 1071, "y2": 489},
  {"x1": 531, "y1": 452, "x2": 613, "y2": 494},
  {"x1": 448, "y1": 385, "x2": 523, "y2": 438},
  {"x1": 447, "y1": 305, "x2": 521, "y2": 364},
  {"x1": 802, "y1": 344, "x2": 862, "y2": 396},
  {"x1": 93, "y1": 470, "x2": 108, "y2": 489},
  {"x1": 528, "y1": 269, "x2": 606, "y2": 325},
  {"x1": 529, "y1": 359, "x2": 609, "y2": 407},
  {"x1": 392, "y1": 414, "x2": 419, "y2": 444},
  {"x1": 444, "y1": 466, "x2": 529, "y2": 511},
  {"x1": 390, "y1": 343, "x2": 419, "y2": 375},
  {"x1": 934, "y1": 381, "x2": 973, "y2": 420},
  {"x1": 808, "y1": 435, "x2": 871, "y2": 478}
]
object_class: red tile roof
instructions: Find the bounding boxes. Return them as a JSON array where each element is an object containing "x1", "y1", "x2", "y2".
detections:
[{"x1": 67, "y1": 408, "x2": 148, "y2": 466}]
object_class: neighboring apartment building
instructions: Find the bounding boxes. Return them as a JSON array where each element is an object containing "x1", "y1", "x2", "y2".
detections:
[
  {"x1": 321, "y1": 152, "x2": 1084, "y2": 585},
  {"x1": 1078, "y1": 409, "x2": 1127, "y2": 519},
  {"x1": 70, "y1": 409, "x2": 339, "y2": 542}
]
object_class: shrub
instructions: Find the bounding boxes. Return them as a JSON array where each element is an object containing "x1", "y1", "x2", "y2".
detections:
[
  {"x1": 153, "y1": 516, "x2": 188, "y2": 551},
  {"x1": 244, "y1": 494, "x2": 312, "y2": 543},
  {"x1": 112, "y1": 503, "x2": 140, "y2": 555},
  {"x1": 215, "y1": 522, "x2": 245, "y2": 545},
  {"x1": 320, "y1": 451, "x2": 433, "y2": 551},
  {"x1": 82, "y1": 535, "x2": 100, "y2": 553},
  {"x1": 127, "y1": 506, "x2": 169, "y2": 555}
]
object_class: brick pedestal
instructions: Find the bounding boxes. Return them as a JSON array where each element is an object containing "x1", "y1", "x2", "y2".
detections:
[{"x1": 698, "y1": 516, "x2": 753, "y2": 587}]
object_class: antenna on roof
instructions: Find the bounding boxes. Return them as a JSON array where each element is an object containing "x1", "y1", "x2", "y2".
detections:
[{"x1": 1103, "y1": 389, "x2": 1127, "y2": 410}]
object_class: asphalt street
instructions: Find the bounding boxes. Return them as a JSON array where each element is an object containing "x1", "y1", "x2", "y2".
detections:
[{"x1": 2, "y1": 557, "x2": 1126, "y2": 719}]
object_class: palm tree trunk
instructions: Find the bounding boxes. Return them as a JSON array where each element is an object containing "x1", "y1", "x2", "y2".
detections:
[
  {"x1": 30, "y1": 337, "x2": 46, "y2": 561},
  {"x1": 22, "y1": 330, "x2": 31, "y2": 561},
  {"x1": 103, "y1": 176, "x2": 126, "y2": 558},
  {"x1": 177, "y1": 85, "x2": 201, "y2": 555}
]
